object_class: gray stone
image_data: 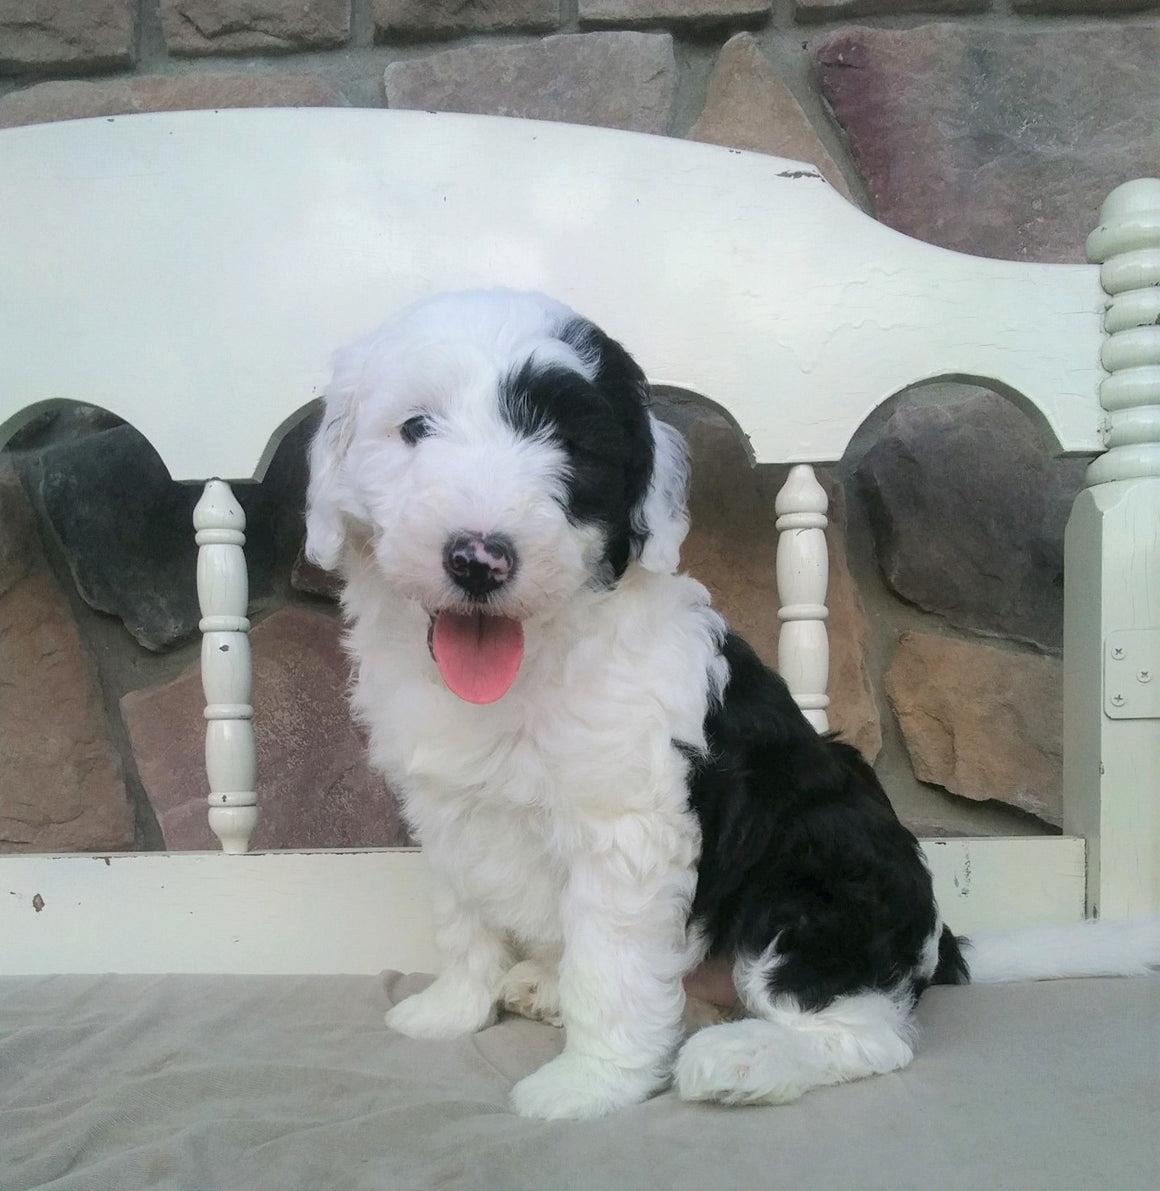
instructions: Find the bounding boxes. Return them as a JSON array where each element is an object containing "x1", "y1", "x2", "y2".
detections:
[
  {"x1": 855, "y1": 391, "x2": 1085, "y2": 652},
  {"x1": 675, "y1": 404, "x2": 881, "y2": 759},
  {"x1": 885, "y1": 631, "x2": 1062, "y2": 826},
  {"x1": 385, "y1": 31, "x2": 676, "y2": 134},
  {"x1": 375, "y1": 0, "x2": 560, "y2": 37},
  {"x1": 161, "y1": 0, "x2": 350, "y2": 56},
  {"x1": 1013, "y1": 0, "x2": 1156, "y2": 10},
  {"x1": 811, "y1": 23, "x2": 1160, "y2": 262},
  {"x1": 580, "y1": 0, "x2": 771, "y2": 23},
  {"x1": 0, "y1": 465, "x2": 134, "y2": 853},
  {"x1": 0, "y1": 0, "x2": 135, "y2": 74},
  {"x1": 0, "y1": 465, "x2": 39, "y2": 598},
  {"x1": 291, "y1": 545, "x2": 343, "y2": 601},
  {"x1": 0, "y1": 404, "x2": 123, "y2": 450},
  {"x1": 795, "y1": 0, "x2": 985, "y2": 21},
  {"x1": 121, "y1": 607, "x2": 411, "y2": 850},
  {"x1": 34, "y1": 425, "x2": 281, "y2": 651},
  {"x1": 689, "y1": 33, "x2": 852, "y2": 200},
  {"x1": 0, "y1": 72, "x2": 348, "y2": 129}
]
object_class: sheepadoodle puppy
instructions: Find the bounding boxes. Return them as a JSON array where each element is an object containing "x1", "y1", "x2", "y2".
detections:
[{"x1": 306, "y1": 289, "x2": 1157, "y2": 1120}]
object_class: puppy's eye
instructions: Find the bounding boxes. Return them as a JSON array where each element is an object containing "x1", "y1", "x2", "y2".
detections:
[{"x1": 400, "y1": 414, "x2": 433, "y2": 445}]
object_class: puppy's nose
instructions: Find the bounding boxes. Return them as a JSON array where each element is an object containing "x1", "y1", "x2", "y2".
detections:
[{"x1": 443, "y1": 532, "x2": 518, "y2": 599}]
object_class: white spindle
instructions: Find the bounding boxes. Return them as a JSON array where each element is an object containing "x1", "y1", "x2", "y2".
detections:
[
  {"x1": 194, "y1": 479, "x2": 258, "y2": 854},
  {"x1": 775, "y1": 464, "x2": 830, "y2": 732},
  {"x1": 1085, "y1": 178, "x2": 1160, "y2": 488}
]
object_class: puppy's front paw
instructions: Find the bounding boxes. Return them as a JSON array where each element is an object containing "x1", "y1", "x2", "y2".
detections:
[
  {"x1": 385, "y1": 978, "x2": 496, "y2": 1040},
  {"x1": 499, "y1": 960, "x2": 563, "y2": 1026},
  {"x1": 511, "y1": 1053, "x2": 666, "y2": 1120}
]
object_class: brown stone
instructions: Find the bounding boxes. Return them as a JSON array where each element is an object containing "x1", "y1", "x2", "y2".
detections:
[
  {"x1": 580, "y1": 0, "x2": 771, "y2": 22},
  {"x1": 0, "y1": 73, "x2": 349, "y2": 129},
  {"x1": 0, "y1": 575, "x2": 135, "y2": 852},
  {"x1": 385, "y1": 31, "x2": 676, "y2": 134},
  {"x1": 811, "y1": 23, "x2": 1160, "y2": 262},
  {"x1": 821, "y1": 483, "x2": 881, "y2": 761},
  {"x1": 0, "y1": 0, "x2": 135, "y2": 74},
  {"x1": 161, "y1": 0, "x2": 350, "y2": 56},
  {"x1": 121, "y1": 607, "x2": 410, "y2": 851},
  {"x1": 676, "y1": 406, "x2": 881, "y2": 759},
  {"x1": 885, "y1": 631, "x2": 1062, "y2": 825},
  {"x1": 689, "y1": 33, "x2": 852, "y2": 200},
  {"x1": 0, "y1": 465, "x2": 133, "y2": 852},
  {"x1": 375, "y1": 0, "x2": 560, "y2": 37}
]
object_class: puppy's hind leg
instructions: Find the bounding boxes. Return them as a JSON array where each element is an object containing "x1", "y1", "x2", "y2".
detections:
[
  {"x1": 674, "y1": 950, "x2": 917, "y2": 1105},
  {"x1": 385, "y1": 882, "x2": 511, "y2": 1040}
]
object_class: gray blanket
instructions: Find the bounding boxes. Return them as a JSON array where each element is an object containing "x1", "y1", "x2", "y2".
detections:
[{"x1": 2, "y1": 972, "x2": 1157, "y2": 1190}]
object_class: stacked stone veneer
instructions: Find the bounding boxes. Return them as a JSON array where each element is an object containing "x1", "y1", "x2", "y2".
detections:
[{"x1": 2, "y1": 1, "x2": 1158, "y2": 851}]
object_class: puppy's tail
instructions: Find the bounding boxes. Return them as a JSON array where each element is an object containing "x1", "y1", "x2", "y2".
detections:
[{"x1": 960, "y1": 916, "x2": 1160, "y2": 984}]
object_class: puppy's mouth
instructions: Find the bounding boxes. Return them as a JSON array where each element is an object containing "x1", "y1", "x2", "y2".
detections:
[{"x1": 427, "y1": 611, "x2": 525, "y2": 705}]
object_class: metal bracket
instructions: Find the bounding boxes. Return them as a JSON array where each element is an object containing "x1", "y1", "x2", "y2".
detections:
[{"x1": 1105, "y1": 630, "x2": 1160, "y2": 719}]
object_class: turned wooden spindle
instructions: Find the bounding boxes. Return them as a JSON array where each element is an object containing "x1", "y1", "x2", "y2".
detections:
[
  {"x1": 194, "y1": 479, "x2": 258, "y2": 854},
  {"x1": 775, "y1": 464, "x2": 830, "y2": 733},
  {"x1": 1085, "y1": 178, "x2": 1160, "y2": 488}
]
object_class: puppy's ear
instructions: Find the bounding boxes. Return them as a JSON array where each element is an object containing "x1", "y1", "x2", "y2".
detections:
[
  {"x1": 632, "y1": 412, "x2": 690, "y2": 574},
  {"x1": 557, "y1": 312, "x2": 690, "y2": 575},
  {"x1": 304, "y1": 342, "x2": 371, "y2": 572}
]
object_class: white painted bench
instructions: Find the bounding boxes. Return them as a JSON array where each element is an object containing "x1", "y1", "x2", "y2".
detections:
[{"x1": 0, "y1": 109, "x2": 1157, "y2": 976}]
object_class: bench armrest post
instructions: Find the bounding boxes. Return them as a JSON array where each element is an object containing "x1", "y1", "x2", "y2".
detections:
[
  {"x1": 194, "y1": 479, "x2": 258, "y2": 854},
  {"x1": 775, "y1": 464, "x2": 831, "y2": 733},
  {"x1": 1063, "y1": 180, "x2": 1160, "y2": 919}
]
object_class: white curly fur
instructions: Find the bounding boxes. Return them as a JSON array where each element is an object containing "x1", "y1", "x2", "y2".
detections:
[
  {"x1": 308, "y1": 289, "x2": 1160, "y2": 1121},
  {"x1": 307, "y1": 290, "x2": 726, "y2": 1118}
]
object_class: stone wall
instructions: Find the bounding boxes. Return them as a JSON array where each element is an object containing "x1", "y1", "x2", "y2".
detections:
[{"x1": 2, "y1": 0, "x2": 1158, "y2": 851}]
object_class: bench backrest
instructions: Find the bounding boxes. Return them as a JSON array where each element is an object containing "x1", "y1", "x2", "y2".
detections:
[
  {"x1": 0, "y1": 108, "x2": 1105, "y2": 480},
  {"x1": 3, "y1": 110, "x2": 1157, "y2": 965}
]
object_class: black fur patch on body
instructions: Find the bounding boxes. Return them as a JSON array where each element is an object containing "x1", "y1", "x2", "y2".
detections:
[
  {"x1": 686, "y1": 632, "x2": 969, "y2": 1011},
  {"x1": 500, "y1": 318, "x2": 654, "y2": 583}
]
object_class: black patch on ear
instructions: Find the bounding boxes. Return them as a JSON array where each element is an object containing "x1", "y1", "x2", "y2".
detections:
[{"x1": 500, "y1": 318, "x2": 654, "y2": 583}]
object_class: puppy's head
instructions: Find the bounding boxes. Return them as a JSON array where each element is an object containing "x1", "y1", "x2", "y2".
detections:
[{"x1": 305, "y1": 289, "x2": 688, "y2": 702}]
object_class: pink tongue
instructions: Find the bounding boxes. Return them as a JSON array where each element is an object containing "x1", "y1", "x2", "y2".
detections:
[{"x1": 430, "y1": 612, "x2": 525, "y2": 704}]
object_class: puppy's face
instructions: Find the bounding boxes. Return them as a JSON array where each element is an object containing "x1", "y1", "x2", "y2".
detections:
[{"x1": 306, "y1": 290, "x2": 688, "y2": 702}]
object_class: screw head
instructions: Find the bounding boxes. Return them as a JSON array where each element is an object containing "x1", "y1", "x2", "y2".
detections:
[
  {"x1": 1139, "y1": 670, "x2": 1152, "y2": 684},
  {"x1": 1111, "y1": 646, "x2": 1126, "y2": 660},
  {"x1": 1110, "y1": 693, "x2": 1126, "y2": 706}
]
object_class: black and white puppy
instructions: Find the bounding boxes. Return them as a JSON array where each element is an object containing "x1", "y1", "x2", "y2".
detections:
[{"x1": 306, "y1": 289, "x2": 1157, "y2": 1120}]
